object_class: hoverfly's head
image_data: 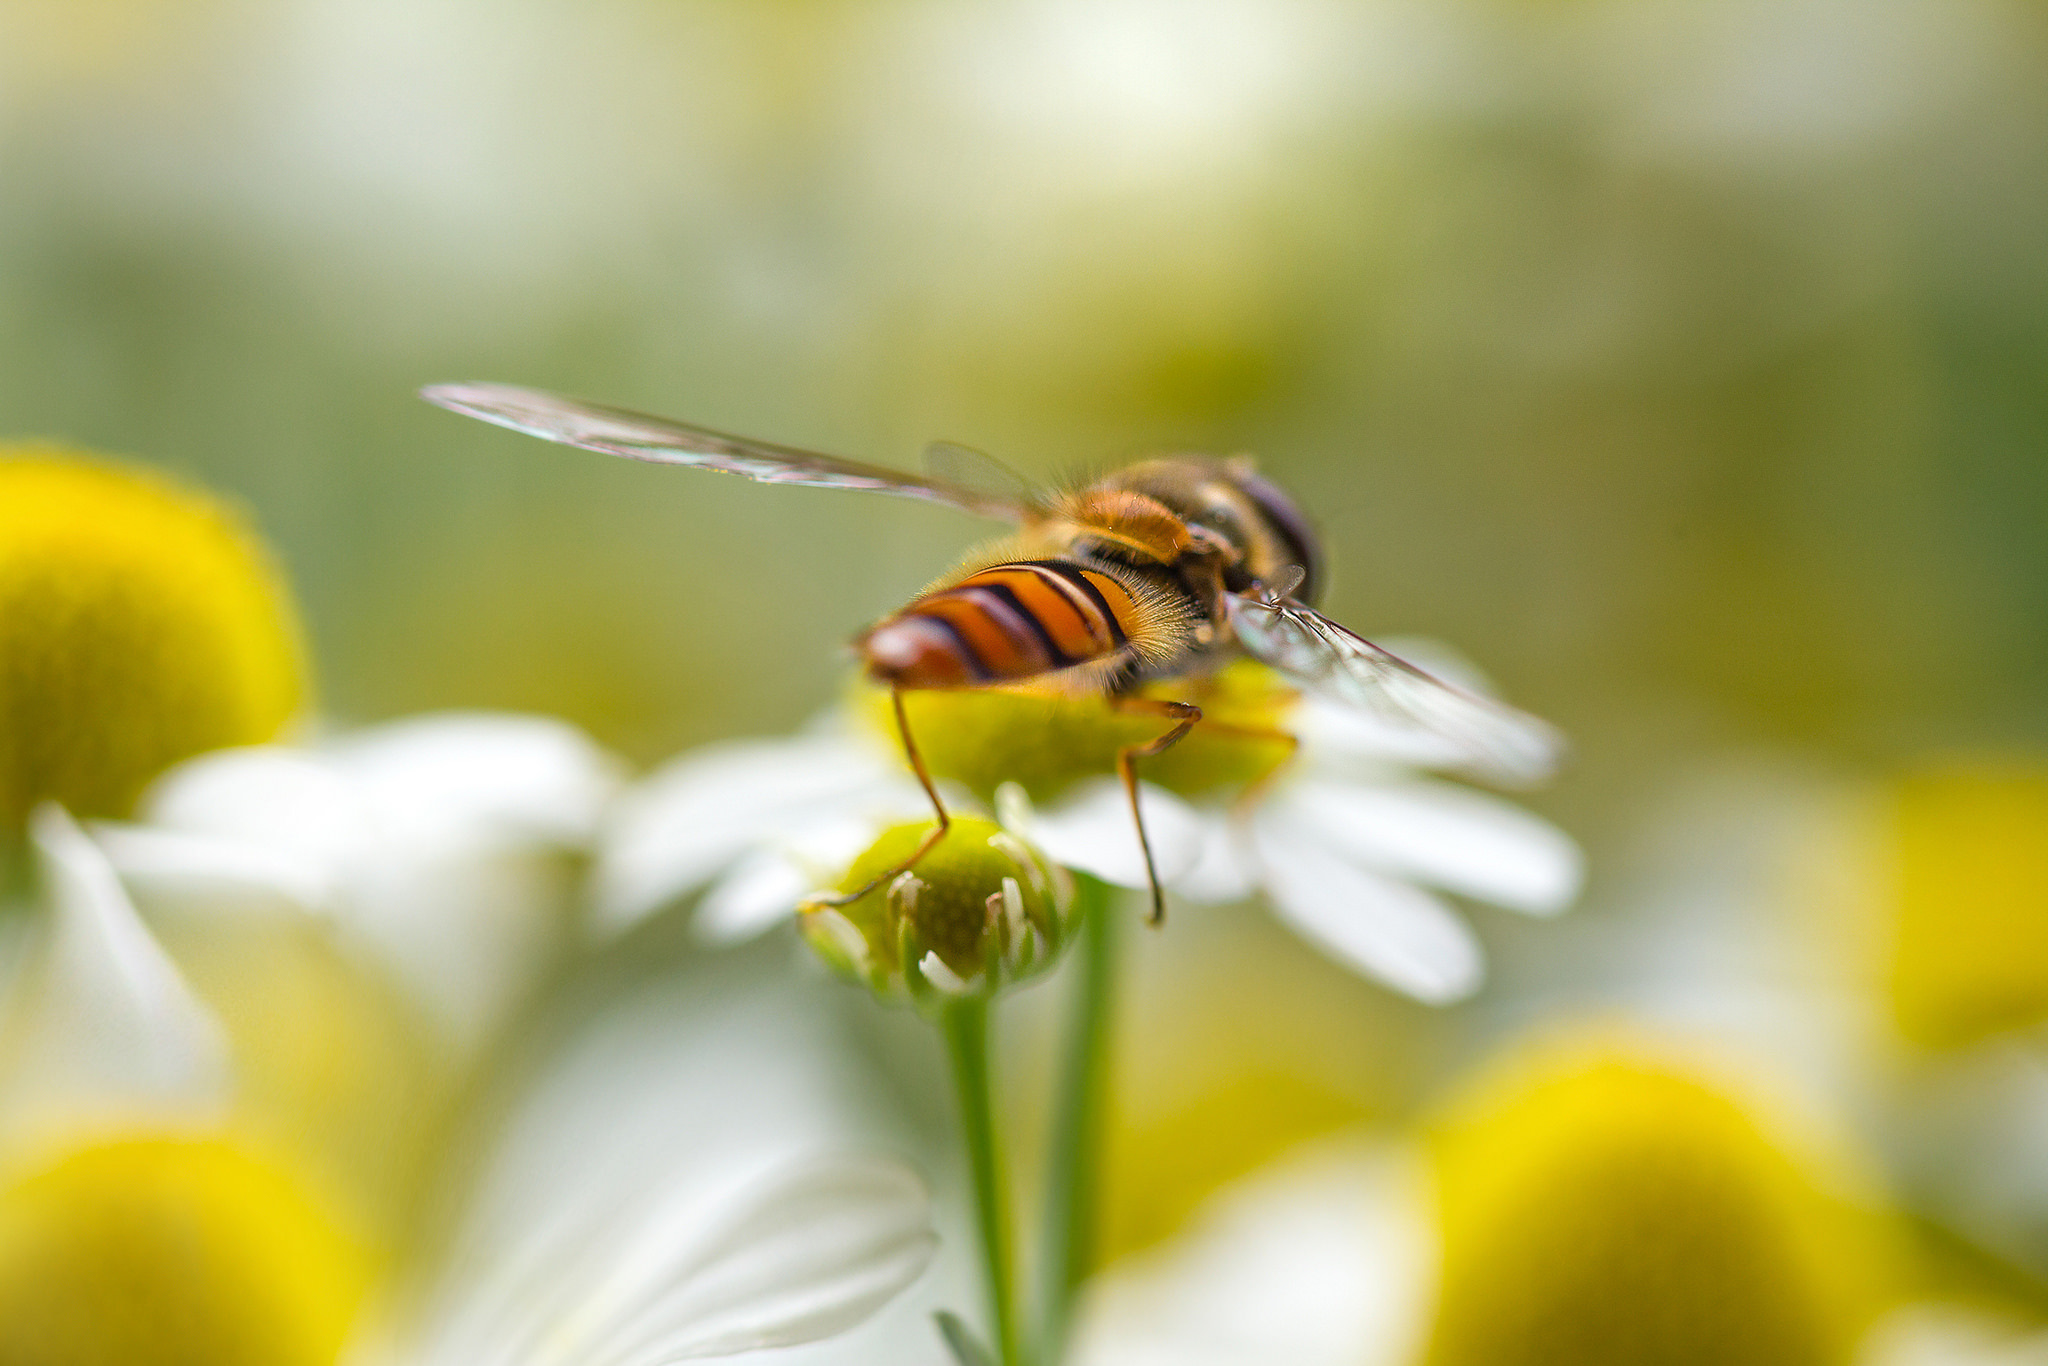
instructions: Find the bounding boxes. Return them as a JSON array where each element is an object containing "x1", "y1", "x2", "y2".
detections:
[{"x1": 1223, "y1": 458, "x2": 1323, "y2": 606}]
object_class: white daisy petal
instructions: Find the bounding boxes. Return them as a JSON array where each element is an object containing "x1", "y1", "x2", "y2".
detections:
[
  {"x1": 427, "y1": 1159, "x2": 935, "y2": 1366},
  {"x1": 412, "y1": 975, "x2": 936, "y2": 1366},
  {"x1": 0, "y1": 806, "x2": 229, "y2": 1133},
  {"x1": 1027, "y1": 778, "x2": 1205, "y2": 889},
  {"x1": 1292, "y1": 694, "x2": 1472, "y2": 773},
  {"x1": 916, "y1": 952, "x2": 976, "y2": 997},
  {"x1": 1286, "y1": 776, "x2": 1582, "y2": 915},
  {"x1": 695, "y1": 850, "x2": 811, "y2": 945},
  {"x1": 595, "y1": 735, "x2": 910, "y2": 935},
  {"x1": 337, "y1": 711, "x2": 623, "y2": 849},
  {"x1": 580, "y1": 1157, "x2": 936, "y2": 1363},
  {"x1": 1072, "y1": 1149, "x2": 1432, "y2": 1366},
  {"x1": 344, "y1": 845, "x2": 575, "y2": 1051},
  {"x1": 89, "y1": 820, "x2": 337, "y2": 912},
  {"x1": 135, "y1": 716, "x2": 618, "y2": 1050},
  {"x1": 1173, "y1": 814, "x2": 1261, "y2": 904},
  {"x1": 1253, "y1": 812, "x2": 1484, "y2": 1003},
  {"x1": 140, "y1": 744, "x2": 367, "y2": 890}
]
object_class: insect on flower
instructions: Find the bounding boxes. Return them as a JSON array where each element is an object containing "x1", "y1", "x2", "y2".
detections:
[{"x1": 421, "y1": 383, "x2": 1564, "y2": 921}]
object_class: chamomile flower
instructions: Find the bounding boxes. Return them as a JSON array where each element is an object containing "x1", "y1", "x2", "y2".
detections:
[
  {"x1": 1560, "y1": 757, "x2": 2048, "y2": 1293},
  {"x1": 1071, "y1": 1030, "x2": 1898, "y2": 1366},
  {"x1": 597, "y1": 658, "x2": 1578, "y2": 1004},
  {"x1": 0, "y1": 446, "x2": 624, "y2": 1056},
  {"x1": 0, "y1": 799, "x2": 938, "y2": 1366}
]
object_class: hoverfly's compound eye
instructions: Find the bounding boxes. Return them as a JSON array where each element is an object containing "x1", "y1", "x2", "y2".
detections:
[{"x1": 1232, "y1": 468, "x2": 1322, "y2": 605}]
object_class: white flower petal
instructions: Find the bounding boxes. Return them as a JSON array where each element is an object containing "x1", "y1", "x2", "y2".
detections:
[
  {"x1": 140, "y1": 717, "x2": 620, "y2": 1049},
  {"x1": 1172, "y1": 814, "x2": 1261, "y2": 904},
  {"x1": 90, "y1": 820, "x2": 337, "y2": 913},
  {"x1": 337, "y1": 711, "x2": 623, "y2": 849},
  {"x1": 1285, "y1": 776, "x2": 1582, "y2": 915},
  {"x1": 140, "y1": 744, "x2": 368, "y2": 889},
  {"x1": 425, "y1": 1159, "x2": 935, "y2": 1366},
  {"x1": 695, "y1": 851, "x2": 811, "y2": 945},
  {"x1": 595, "y1": 734, "x2": 913, "y2": 936},
  {"x1": 345, "y1": 844, "x2": 576, "y2": 1051},
  {"x1": 600, "y1": 1158, "x2": 935, "y2": 1361},
  {"x1": 916, "y1": 952, "x2": 976, "y2": 997},
  {"x1": 1071, "y1": 1148, "x2": 1433, "y2": 1366},
  {"x1": 1292, "y1": 694, "x2": 1472, "y2": 773},
  {"x1": 410, "y1": 977, "x2": 935, "y2": 1366},
  {"x1": 1252, "y1": 813, "x2": 1483, "y2": 1003},
  {"x1": 0, "y1": 806, "x2": 229, "y2": 1135},
  {"x1": 1028, "y1": 778, "x2": 1204, "y2": 889}
]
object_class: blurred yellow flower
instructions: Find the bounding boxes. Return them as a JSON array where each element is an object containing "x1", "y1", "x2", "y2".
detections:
[
  {"x1": 1424, "y1": 1038, "x2": 1892, "y2": 1366},
  {"x1": 1885, "y1": 764, "x2": 2048, "y2": 1050},
  {"x1": 1075, "y1": 1028, "x2": 1909, "y2": 1366},
  {"x1": 0, "y1": 1137, "x2": 373, "y2": 1366},
  {"x1": 0, "y1": 449, "x2": 303, "y2": 830}
]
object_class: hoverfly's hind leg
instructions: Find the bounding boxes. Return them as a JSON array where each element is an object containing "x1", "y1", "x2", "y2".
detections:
[
  {"x1": 1109, "y1": 696, "x2": 1204, "y2": 926},
  {"x1": 804, "y1": 689, "x2": 952, "y2": 909}
]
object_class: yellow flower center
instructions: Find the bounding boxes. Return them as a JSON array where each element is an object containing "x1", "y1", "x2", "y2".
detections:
[
  {"x1": 855, "y1": 659, "x2": 1298, "y2": 806},
  {"x1": 0, "y1": 1137, "x2": 372, "y2": 1366},
  {"x1": 0, "y1": 449, "x2": 305, "y2": 830},
  {"x1": 1885, "y1": 764, "x2": 2048, "y2": 1049},
  {"x1": 1424, "y1": 1043, "x2": 1884, "y2": 1366}
]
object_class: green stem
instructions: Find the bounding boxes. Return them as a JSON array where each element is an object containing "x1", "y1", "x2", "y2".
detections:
[
  {"x1": 943, "y1": 997, "x2": 1024, "y2": 1366},
  {"x1": 1039, "y1": 874, "x2": 1121, "y2": 1362}
]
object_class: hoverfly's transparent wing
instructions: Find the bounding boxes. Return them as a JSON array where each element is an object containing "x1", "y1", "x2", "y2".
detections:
[
  {"x1": 1224, "y1": 590, "x2": 1564, "y2": 786},
  {"x1": 1263, "y1": 563, "x2": 1308, "y2": 601},
  {"x1": 422, "y1": 382, "x2": 1029, "y2": 521},
  {"x1": 922, "y1": 440, "x2": 1048, "y2": 514}
]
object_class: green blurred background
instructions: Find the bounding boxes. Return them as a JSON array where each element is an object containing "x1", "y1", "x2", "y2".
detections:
[
  {"x1": 8, "y1": 0, "x2": 2041, "y2": 778},
  {"x1": 4, "y1": 0, "x2": 2046, "y2": 1260}
]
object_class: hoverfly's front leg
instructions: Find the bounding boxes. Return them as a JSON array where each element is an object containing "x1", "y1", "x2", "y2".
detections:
[
  {"x1": 804, "y1": 688, "x2": 951, "y2": 909},
  {"x1": 1109, "y1": 696, "x2": 1204, "y2": 925}
]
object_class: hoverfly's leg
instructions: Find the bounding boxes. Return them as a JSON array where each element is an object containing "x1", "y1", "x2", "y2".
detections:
[
  {"x1": 1109, "y1": 696, "x2": 1204, "y2": 926},
  {"x1": 804, "y1": 688, "x2": 952, "y2": 909}
]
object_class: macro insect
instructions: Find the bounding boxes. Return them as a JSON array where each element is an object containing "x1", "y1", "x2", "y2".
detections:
[{"x1": 422, "y1": 382, "x2": 1562, "y2": 922}]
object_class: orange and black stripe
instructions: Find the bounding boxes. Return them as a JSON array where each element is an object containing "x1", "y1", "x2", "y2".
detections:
[{"x1": 864, "y1": 560, "x2": 1142, "y2": 687}]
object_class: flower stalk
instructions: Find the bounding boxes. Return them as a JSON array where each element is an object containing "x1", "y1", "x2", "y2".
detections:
[
  {"x1": 1039, "y1": 873, "x2": 1120, "y2": 1361},
  {"x1": 942, "y1": 997, "x2": 1025, "y2": 1366}
]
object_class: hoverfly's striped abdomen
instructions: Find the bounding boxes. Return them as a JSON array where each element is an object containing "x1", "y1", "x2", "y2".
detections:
[{"x1": 860, "y1": 560, "x2": 1146, "y2": 689}]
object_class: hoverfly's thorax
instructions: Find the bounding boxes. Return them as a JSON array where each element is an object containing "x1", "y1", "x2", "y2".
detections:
[
  {"x1": 1109, "y1": 457, "x2": 1324, "y2": 606},
  {"x1": 1048, "y1": 488, "x2": 1193, "y2": 566}
]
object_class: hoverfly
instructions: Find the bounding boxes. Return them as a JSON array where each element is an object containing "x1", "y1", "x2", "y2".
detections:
[{"x1": 421, "y1": 382, "x2": 1563, "y2": 921}]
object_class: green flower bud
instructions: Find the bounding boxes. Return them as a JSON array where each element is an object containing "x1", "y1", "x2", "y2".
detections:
[{"x1": 801, "y1": 816, "x2": 1073, "y2": 1006}]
